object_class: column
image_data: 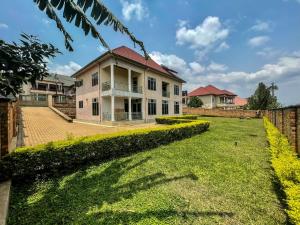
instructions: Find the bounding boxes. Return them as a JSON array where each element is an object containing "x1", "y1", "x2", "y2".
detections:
[
  {"x1": 111, "y1": 96, "x2": 115, "y2": 121},
  {"x1": 110, "y1": 64, "x2": 114, "y2": 89},
  {"x1": 128, "y1": 69, "x2": 132, "y2": 92},
  {"x1": 128, "y1": 97, "x2": 132, "y2": 121}
]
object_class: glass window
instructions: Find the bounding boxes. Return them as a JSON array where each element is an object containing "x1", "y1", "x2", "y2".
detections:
[
  {"x1": 79, "y1": 100, "x2": 83, "y2": 108},
  {"x1": 174, "y1": 85, "x2": 180, "y2": 95},
  {"x1": 92, "y1": 98, "x2": 99, "y2": 115},
  {"x1": 148, "y1": 77, "x2": 156, "y2": 91},
  {"x1": 92, "y1": 72, "x2": 99, "y2": 86},
  {"x1": 162, "y1": 100, "x2": 169, "y2": 115},
  {"x1": 148, "y1": 99, "x2": 156, "y2": 115},
  {"x1": 174, "y1": 101, "x2": 180, "y2": 114}
]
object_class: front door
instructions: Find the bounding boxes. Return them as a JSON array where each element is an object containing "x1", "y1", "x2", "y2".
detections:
[{"x1": 132, "y1": 99, "x2": 142, "y2": 120}]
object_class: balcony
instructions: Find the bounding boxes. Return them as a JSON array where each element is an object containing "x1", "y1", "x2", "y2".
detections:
[{"x1": 101, "y1": 81, "x2": 143, "y2": 97}]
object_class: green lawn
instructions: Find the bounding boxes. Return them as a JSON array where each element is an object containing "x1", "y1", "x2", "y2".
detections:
[{"x1": 8, "y1": 117, "x2": 287, "y2": 225}]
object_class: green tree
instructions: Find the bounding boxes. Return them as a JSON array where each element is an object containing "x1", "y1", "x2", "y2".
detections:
[
  {"x1": 33, "y1": 0, "x2": 148, "y2": 57},
  {"x1": 0, "y1": 34, "x2": 60, "y2": 96},
  {"x1": 247, "y1": 82, "x2": 281, "y2": 110},
  {"x1": 188, "y1": 97, "x2": 203, "y2": 108}
]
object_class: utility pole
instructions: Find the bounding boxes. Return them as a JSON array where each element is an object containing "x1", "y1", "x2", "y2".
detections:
[{"x1": 269, "y1": 82, "x2": 278, "y2": 97}]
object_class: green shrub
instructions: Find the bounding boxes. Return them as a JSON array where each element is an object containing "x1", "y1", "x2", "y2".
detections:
[
  {"x1": 155, "y1": 115, "x2": 198, "y2": 124},
  {"x1": 0, "y1": 119, "x2": 209, "y2": 181},
  {"x1": 264, "y1": 118, "x2": 300, "y2": 225}
]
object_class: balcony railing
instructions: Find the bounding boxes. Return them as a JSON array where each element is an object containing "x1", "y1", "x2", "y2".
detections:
[
  {"x1": 31, "y1": 87, "x2": 63, "y2": 93},
  {"x1": 162, "y1": 90, "x2": 170, "y2": 98},
  {"x1": 102, "y1": 112, "x2": 143, "y2": 121},
  {"x1": 102, "y1": 81, "x2": 143, "y2": 93}
]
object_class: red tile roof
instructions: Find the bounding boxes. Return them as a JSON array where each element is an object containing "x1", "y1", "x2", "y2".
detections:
[
  {"x1": 234, "y1": 96, "x2": 248, "y2": 106},
  {"x1": 112, "y1": 46, "x2": 185, "y2": 82},
  {"x1": 188, "y1": 85, "x2": 237, "y2": 97}
]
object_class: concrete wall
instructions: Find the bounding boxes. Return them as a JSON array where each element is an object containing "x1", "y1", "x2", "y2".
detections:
[{"x1": 183, "y1": 107, "x2": 261, "y2": 118}]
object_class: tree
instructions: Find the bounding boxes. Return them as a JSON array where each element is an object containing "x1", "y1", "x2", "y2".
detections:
[
  {"x1": 33, "y1": 0, "x2": 148, "y2": 57},
  {"x1": 0, "y1": 34, "x2": 60, "y2": 96},
  {"x1": 247, "y1": 82, "x2": 281, "y2": 110},
  {"x1": 188, "y1": 96, "x2": 203, "y2": 108}
]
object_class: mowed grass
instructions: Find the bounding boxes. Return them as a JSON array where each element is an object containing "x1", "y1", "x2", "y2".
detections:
[{"x1": 8, "y1": 117, "x2": 287, "y2": 225}]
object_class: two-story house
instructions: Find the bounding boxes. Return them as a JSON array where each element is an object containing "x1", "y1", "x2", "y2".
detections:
[
  {"x1": 188, "y1": 85, "x2": 237, "y2": 109},
  {"x1": 72, "y1": 46, "x2": 185, "y2": 123},
  {"x1": 20, "y1": 74, "x2": 75, "y2": 106}
]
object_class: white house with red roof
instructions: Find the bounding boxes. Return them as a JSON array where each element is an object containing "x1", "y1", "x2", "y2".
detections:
[
  {"x1": 72, "y1": 46, "x2": 185, "y2": 123},
  {"x1": 188, "y1": 85, "x2": 237, "y2": 109}
]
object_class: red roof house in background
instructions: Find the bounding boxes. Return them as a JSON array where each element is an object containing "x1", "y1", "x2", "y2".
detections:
[
  {"x1": 187, "y1": 85, "x2": 239, "y2": 109},
  {"x1": 234, "y1": 96, "x2": 248, "y2": 107}
]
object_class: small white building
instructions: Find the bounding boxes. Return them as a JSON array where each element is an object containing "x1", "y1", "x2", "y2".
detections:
[{"x1": 72, "y1": 46, "x2": 185, "y2": 123}]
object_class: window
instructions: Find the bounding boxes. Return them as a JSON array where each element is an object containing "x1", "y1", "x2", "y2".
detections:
[
  {"x1": 162, "y1": 100, "x2": 169, "y2": 115},
  {"x1": 92, "y1": 73, "x2": 99, "y2": 86},
  {"x1": 174, "y1": 85, "x2": 180, "y2": 95},
  {"x1": 174, "y1": 101, "x2": 180, "y2": 114},
  {"x1": 148, "y1": 99, "x2": 156, "y2": 115},
  {"x1": 162, "y1": 82, "x2": 169, "y2": 97},
  {"x1": 92, "y1": 98, "x2": 99, "y2": 115},
  {"x1": 148, "y1": 77, "x2": 156, "y2": 90},
  {"x1": 75, "y1": 80, "x2": 83, "y2": 87},
  {"x1": 79, "y1": 100, "x2": 83, "y2": 108}
]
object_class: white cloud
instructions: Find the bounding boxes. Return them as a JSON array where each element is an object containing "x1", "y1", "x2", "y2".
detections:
[
  {"x1": 207, "y1": 62, "x2": 228, "y2": 71},
  {"x1": 248, "y1": 36, "x2": 270, "y2": 47},
  {"x1": 176, "y1": 16, "x2": 229, "y2": 60},
  {"x1": 250, "y1": 20, "x2": 272, "y2": 32},
  {"x1": 120, "y1": 0, "x2": 148, "y2": 21},
  {"x1": 256, "y1": 47, "x2": 282, "y2": 59},
  {"x1": 176, "y1": 16, "x2": 229, "y2": 49},
  {"x1": 215, "y1": 42, "x2": 230, "y2": 52},
  {"x1": 0, "y1": 23, "x2": 8, "y2": 29},
  {"x1": 49, "y1": 61, "x2": 82, "y2": 76},
  {"x1": 189, "y1": 62, "x2": 205, "y2": 73}
]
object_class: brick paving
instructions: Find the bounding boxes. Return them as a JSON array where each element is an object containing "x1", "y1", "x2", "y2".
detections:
[{"x1": 21, "y1": 107, "x2": 157, "y2": 147}]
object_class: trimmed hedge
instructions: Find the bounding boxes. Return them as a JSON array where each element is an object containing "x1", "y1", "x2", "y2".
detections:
[
  {"x1": 0, "y1": 118, "x2": 209, "y2": 181},
  {"x1": 264, "y1": 118, "x2": 300, "y2": 225},
  {"x1": 155, "y1": 115, "x2": 198, "y2": 124}
]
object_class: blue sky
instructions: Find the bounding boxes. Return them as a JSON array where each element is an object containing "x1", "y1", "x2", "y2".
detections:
[{"x1": 0, "y1": 0, "x2": 299, "y2": 105}]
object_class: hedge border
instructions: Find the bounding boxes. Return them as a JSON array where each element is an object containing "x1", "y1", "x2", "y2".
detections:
[
  {"x1": 0, "y1": 117, "x2": 209, "y2": 181},
  {"x1": 264, "y1": 118, "x2": 300, "y2": 225}
]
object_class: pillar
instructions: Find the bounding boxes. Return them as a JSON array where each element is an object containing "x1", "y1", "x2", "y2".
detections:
[{"x1": 128, "y1": 97, "x2": 132, "y2": 121}]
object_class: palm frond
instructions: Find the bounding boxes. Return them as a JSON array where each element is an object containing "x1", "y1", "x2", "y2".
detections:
[{"x1": 33, "y1": 0, "x2": 148, "y2": 58}]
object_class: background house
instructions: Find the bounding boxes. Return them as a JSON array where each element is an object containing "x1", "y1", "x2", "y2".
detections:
[
  {"x1": 20, "y1": 74, "x2": 75, "y2": 106},
  {"x1": 73, "y1": 46, "x2": 185, "y2": 123},
  {"x1": 188, "y1": 85, "x2": 237, "y2": 109}
]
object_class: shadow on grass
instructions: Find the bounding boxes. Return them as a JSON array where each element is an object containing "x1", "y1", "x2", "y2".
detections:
[{"x1": 9, "y1": 156, "x2": 233, "y2": 224}]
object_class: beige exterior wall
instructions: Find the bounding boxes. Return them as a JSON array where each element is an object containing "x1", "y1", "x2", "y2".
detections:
[
  {"x1": 76, "y1": 66, "x2": 100, "y2": 121},
  {"x1": 75, "y1": 57, "x2": 183, "y2": 122}
]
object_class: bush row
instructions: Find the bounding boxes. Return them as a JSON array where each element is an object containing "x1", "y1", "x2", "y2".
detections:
[
  {"x1": 264, "y1": 118, "x2": 300, "y2": 225},
  {"x1": 155, "y1": 115, "x2": 198, "y2": 124},
  {"x1": 0, "y1": 117, "x2": 209, "y2": 181}
]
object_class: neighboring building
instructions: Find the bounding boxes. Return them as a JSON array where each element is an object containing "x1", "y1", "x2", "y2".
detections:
[
  {"x1": 73, "y1": 46, "x2": 185, "y2": 123},
  {"x1": 188, "y1": 85, "x2": 237, "y2": 109},
  {"x1": 20, "y1": 74, "x2": 75, "y2": 105},
  {"x1": 234, "y1": 96, "x2": 248, "y2": 108}
]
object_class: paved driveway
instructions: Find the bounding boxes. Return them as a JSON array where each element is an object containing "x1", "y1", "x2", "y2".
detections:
[{"x1": 21, "y1": 107, "x2": 157, "y2": 147}]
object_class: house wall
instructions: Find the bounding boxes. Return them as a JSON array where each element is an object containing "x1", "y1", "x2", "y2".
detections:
[
  {"x1": 197, "y1": 95, "x2": 213, "y2": 109},
  {"x1": 76, "y1": 66, "x2": 100, "y2": 121},
  {"x1": 144, "y1": 70, "x2": 182, "y2": 121}
]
